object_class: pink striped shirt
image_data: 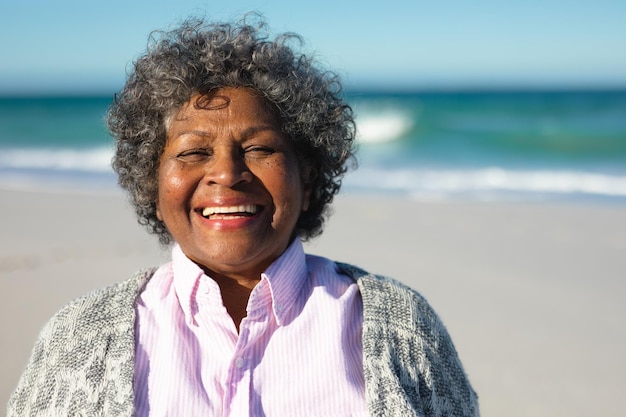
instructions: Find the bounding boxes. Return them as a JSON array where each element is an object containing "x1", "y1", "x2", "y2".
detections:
[{"x1": 134, "y1": 240, "x2": 366, "y2": 416}]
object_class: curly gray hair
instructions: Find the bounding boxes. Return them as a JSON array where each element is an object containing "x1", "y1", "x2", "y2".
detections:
[{"x1": 107, "y1": 16, "x2": 356, "y2": 244}]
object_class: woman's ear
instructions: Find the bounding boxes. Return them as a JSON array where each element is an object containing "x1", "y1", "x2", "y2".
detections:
[
  {"x1": 156, "y1": 201, "x2": 163, "y2": 221},
  {"x1": 300, "y1": 163, "x2": 316, "y2": 213},
  {"x1": 302, "y1": 185, "x2": 312, "y2": 212}
]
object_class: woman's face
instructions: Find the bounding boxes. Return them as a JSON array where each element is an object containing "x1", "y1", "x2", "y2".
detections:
[{"x1": 156, "y1": 87, "x2": 311, "y2": 281}]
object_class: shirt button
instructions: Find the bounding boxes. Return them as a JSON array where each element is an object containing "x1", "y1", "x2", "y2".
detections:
[{"x1": 235, "y1": 357, "x2": 244, "y2": 369}]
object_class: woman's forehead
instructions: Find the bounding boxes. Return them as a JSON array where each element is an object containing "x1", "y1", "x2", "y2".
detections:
[{"x1": 166, "y1": 87, "x2": 281, "y2": 131}]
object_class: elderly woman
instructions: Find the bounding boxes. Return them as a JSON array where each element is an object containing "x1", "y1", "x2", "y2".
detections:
[{"x1": 8, "y1": 17, "x2": 479, "y2": 417}]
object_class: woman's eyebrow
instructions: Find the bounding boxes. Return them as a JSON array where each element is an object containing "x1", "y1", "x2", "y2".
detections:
[
  {"x1": 171, "y1": 129, "x2": 215, "y2": 139},
  {"x1": 239, "y1": 125, "x2": 282, "y2": 139},
  {"x1": 170, "y1": 123, "x2": 282, "y2": 141}
]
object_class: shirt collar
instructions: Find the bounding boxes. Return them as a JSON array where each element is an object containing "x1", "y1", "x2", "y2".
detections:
[
  {"x1": 259, "y1": 238, "x2": 308, "y2": 326},
  {"x1": 171, "y1": 239, "x2": 308, "y2": 327},
  {"x1": 171, "y1": 244, "x2": 205, "y2": 325}
]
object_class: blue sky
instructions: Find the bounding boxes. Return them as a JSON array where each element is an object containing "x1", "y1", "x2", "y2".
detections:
[{"x1": 1, "y1": 0, "x2": 625, "y2": 94}]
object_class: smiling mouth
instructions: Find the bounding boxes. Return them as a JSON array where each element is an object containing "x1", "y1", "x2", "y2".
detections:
[{"x1": 200, "y1": 204, "x2": 260, "y2": 219}]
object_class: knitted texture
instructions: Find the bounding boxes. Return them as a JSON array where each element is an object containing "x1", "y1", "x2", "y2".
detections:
[
  {"x1": 8, "y1": 264, "x2": 478, "y2": 417},
  {"x1": 340, "y1": 263, "x2": 479, "y2": 417},
  {"x1": 7, "y1": 269, "x2": 154, "y2": 417}
]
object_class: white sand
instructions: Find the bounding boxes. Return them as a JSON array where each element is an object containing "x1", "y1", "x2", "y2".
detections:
[{"x1": 2, "y1": 188, "x2": 625, "y2": 416}]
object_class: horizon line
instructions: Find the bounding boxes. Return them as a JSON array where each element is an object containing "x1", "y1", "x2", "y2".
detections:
[{"x1": 2, "y1": 84, "x2": 626, "y2": 99}]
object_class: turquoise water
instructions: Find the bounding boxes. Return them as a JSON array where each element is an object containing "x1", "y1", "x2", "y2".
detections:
[{"x1": 1, "y1": 90, "x2": 626, "y2": 203}]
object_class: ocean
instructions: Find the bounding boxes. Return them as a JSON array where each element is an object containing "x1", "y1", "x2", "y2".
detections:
[{"x1": 1, "y1": 90, "x2": 626, "y2": 204}]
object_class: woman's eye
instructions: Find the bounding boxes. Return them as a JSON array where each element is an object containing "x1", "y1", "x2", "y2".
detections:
[
  {"x1": 245, "y1": 146, "x2": 276, "y2": 156},
  {"x1": 176, "y1": 149, "x2": 210, "y2": 161}
]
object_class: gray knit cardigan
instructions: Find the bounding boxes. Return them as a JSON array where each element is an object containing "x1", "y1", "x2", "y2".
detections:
[{"x1": 8, "y1": 263, "x2": 479, "y2": 417}]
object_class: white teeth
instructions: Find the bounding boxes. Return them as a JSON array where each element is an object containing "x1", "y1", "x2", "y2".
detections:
[{"x1": 202, "y1": 205, "x2": 258, "y2": 217}]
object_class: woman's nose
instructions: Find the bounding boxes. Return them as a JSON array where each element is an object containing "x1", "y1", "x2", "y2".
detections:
[{"x1": 204, "y1": 148, "x2": 253, "y2": 187}]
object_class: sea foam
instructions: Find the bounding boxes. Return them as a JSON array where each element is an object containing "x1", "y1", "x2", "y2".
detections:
[
  {"x1": 356, "y1": 112, "x2": 413, "y2": 143},
  {"x1": 0, "y1": 147, "x2": 113, "y2": 172},
  {"x1": 344, "y1": 167, "x2": 626, "y2": 201}
]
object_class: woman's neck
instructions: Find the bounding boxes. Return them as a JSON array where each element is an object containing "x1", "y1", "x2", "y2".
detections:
[{"x1": 211, "y1": 274, "x2": 259, "y2": 332}]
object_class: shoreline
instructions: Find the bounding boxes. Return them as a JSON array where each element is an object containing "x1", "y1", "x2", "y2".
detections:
[
  {"x1": 2, "y1": 188, "x2": 625, "y2": 416},
  {"x1": 4, "y1": 163, "x2": 626, "y2": 207}
]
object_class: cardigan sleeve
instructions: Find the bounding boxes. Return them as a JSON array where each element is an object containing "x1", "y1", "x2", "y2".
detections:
[
  {"x1": 7, "y1": 270, "x2": 153, "y2": 417},
  {"x1": 344, "y1": 264, "x2": 479, "y2": 417},
  {"x1": 7, "y1": 312, "x2": 63, "y2": 417}
]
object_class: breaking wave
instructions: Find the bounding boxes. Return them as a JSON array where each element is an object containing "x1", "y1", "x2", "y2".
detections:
[
  {"x1": 0, "y1": 147, "x2": 113, "y2": 172},
  {"x1": 344, "y1": 167, "x2": 626, "y2": 201},
  {"x1": 355, "y1": 112, "x2": 414, "y2": 143}
]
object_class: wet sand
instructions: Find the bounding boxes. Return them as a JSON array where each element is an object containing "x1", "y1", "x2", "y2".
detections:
[{"x1": 2, "y1": 188, "x2": 625, "y2": 416}]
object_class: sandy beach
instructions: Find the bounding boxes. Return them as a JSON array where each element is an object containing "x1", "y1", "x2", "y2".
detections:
[{"x1": 2, "y1": 187, "x2": 625, "y2": 416}]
